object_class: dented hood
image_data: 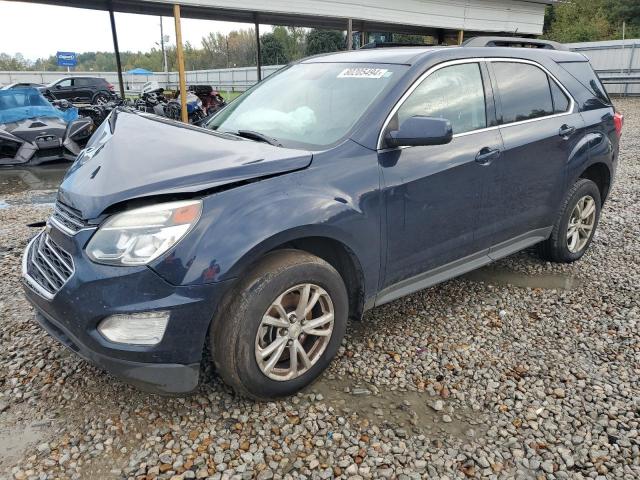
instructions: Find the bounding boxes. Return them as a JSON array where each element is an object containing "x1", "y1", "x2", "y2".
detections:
[{"x1": 58, "y1": 110, "x2": 312, "y2": 218}]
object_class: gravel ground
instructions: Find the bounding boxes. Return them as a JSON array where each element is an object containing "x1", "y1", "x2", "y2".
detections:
[{"x1": 1, "y1": 98, "x2": 639, "y2": 480}]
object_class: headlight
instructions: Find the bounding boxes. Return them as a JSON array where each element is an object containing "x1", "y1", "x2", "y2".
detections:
[{"x1": 86, "y1": 200, "x2": 202, "y2": 266}]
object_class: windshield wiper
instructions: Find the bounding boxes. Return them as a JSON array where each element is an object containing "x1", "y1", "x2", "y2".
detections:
[{"x1": 235, "y1": 130, "x2": 282, "y2": 147}]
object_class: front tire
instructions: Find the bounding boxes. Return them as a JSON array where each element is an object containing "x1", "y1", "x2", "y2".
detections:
[
  {"x1": 538, "y1": 178, "x2": 601, "y2": 263},
  {"x1": 210, "y1": 250, "x2": 348, "y2": 399}
]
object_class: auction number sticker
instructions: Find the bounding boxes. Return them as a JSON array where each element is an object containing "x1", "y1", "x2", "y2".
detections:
[{"x1": 338, "y1": 67, "x2": 389, "y2": 79}]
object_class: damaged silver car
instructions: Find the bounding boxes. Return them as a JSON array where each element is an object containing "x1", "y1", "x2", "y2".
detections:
[{"x1": 0, "y1": 88, "x2": 93, "y2": 165}]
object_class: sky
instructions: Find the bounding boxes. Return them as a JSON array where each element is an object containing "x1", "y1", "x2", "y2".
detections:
[{"x1": 0, "y1": 1, "x2": 264, "y2": 61}]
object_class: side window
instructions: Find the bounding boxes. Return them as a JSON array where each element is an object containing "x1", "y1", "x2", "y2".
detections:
[
  {"x1": 550, "y1": 80, "x2": 570, "y2": 113},
  {"x1": 395, "y1": 63, "x2": 486, "y2": 135},
  {"x1": 558, "y1": 61, "x2": 610, "y2": 105},
  {"x1": 58, "y1": 79, "x2": 72, "y2": 87},
  {"x1": 75, "y1": 78, "x2": 90, "y2": 86},
  {"x1": 493, "y1": 62, "x2": 554, "y2": 123}
]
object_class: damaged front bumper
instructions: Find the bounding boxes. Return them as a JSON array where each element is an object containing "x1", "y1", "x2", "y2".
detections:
[{"x1": 21, "y1": 223, "x2": 232, "y2": 395}]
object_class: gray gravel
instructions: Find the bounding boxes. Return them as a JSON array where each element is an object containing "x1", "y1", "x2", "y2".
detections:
[{"x1": 2, "y1": 98, "x2": 639, "y2": 480}]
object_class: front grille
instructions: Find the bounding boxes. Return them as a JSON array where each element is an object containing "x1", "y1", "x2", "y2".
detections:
[
  {"x1": 25, "y1": 232, "x2": 74, "y2": 297},
  {"x1": 51, "y1": 201, "x2": 86, "y2": 234}
]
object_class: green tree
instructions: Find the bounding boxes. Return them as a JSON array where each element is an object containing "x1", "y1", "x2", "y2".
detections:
[
  {"x1": 305, "y1": 29, "x2": 345, "y2": 56},
  {"x1": 272, "y1": 26, "x2": 306, "y2": 62},
  {"x1": 0, "y1": 53, "x2": 30, "y2": 71},
  {"x1": 607, "y1": 0, "x2": 640, "y2": 38},
  {"x1": 543, "y1": 0, "x2": 640, "y2": 42},
  {"x1": 260, "y1": 32, "x2": 287, "y2": 65}
]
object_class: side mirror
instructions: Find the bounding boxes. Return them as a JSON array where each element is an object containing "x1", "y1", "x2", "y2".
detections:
[{"x1": 385, "y1": 116, "x2": 453, "y2": 148}]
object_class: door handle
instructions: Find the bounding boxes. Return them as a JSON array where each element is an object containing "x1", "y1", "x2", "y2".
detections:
[
  {"x1": 559, "y1": 124, "x2": 576, "y2": 138},
  {"x1": 475, "y1": 147, "x2": 500, "y2": 165}
]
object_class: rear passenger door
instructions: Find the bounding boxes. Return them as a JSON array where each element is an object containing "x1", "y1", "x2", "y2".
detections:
[{"x1": 482, "y1": 60, "x2": 585, "y2": 249}]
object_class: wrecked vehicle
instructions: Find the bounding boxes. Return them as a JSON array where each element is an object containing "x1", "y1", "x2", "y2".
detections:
[
  {"x1": 133, "y1": 81, "x2": 210, "y2": 124},
  {"x1": 0, "y1": 88, "x2": 93, "y2": 165},
  {"x1": 189, "y1": 85, "x2": 227, "y2": 116},
  {"x1": 22, "y1": 43, "x2": 620, "y2": 398}
]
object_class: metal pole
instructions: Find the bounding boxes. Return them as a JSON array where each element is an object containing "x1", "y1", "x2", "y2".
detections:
[
  {"x1": 254, "y1": 14, "x2": 262, "y2": 82},
  {"x1": 160, "y1": 16, "x2": 169, "y2": 89},
  {"x1": 347, "y1": 19, "x2": 353, "y2": 50},
  {"x1": 624, "y1": 43, "x2": 636, "y2": 97},
  {"x1": 108, "y1": 1, "x2": 125, "y2": 98},
  {"x1": 173, "y1": 4, "x2": 188, "y2": 123},
  {"x1": 458, "y1": 30, "x2": 464, "y2": 45}
]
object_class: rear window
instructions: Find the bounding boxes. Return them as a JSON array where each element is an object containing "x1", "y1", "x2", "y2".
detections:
[
  {"x1": 492, "y1": 62, "x2": 554, "y2": 123},
  {"x1": 558, "y1": 61, "x2": 611, "y2": 105}
]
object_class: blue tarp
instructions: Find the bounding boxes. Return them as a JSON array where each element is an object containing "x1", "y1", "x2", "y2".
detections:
[
  {"x1": 0, "y1": 87, "x2": 78, "y2": 124},
  {"x1": 127, "y1": 68, "x2": 153, "y2": 75}
]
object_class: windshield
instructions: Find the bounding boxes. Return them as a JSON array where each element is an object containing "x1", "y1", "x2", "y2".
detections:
[{"x1": 206, "y1": 62, "x2": 407, "y2": 149}]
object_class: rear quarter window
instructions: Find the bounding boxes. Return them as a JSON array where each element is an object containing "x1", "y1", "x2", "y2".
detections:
[
  {"x1": 558, "y1": 61, "x2": 611, "y2": 105},
  {"x1": 550, "y1": 80, "x2": 570, "y2": 113}
]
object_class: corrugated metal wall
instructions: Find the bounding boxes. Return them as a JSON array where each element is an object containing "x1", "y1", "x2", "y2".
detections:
[
  {"x1": 567, "y1": 39, "x2": 640, "y2": 96},
  {"x1": 6, "y1": 38, "x2": 639, "y2": 96},
  {"x1": 0, "y1": 65, "x2": 284, "y2": 94}
]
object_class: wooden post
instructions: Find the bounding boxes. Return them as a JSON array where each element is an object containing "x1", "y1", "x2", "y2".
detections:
[
  {"x1": 108, "y1": 1, "x2": 125, "y2": 98},
  {"x1": 347, "y1": 19, "x2": 353, "y2": 50},
  {"x1": 458, "y1": 29, "x2": 464, "y2": 45},
  {"x1": 173, "y1": 4, "x2": 188, "y2": 123},
  {"x1": 254, "y1": 14, "x2": 262, "y2": 82}
]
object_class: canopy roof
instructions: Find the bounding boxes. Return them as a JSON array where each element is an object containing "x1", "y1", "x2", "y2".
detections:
[{"x1": 15, "y1": 0, "x2": 554, "y2": 36}]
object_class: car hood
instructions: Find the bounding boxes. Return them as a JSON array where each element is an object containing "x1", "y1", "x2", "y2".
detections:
[{"x1": 58, "y1": 110, "x2": 313, "y2": 218}]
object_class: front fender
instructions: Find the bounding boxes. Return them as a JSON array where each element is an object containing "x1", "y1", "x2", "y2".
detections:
[{"x1": 149, "y1": 158, "x2": 381, "y2": 299}]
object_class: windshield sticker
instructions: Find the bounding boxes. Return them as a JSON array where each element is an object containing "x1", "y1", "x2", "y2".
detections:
[{"x1": 338, "y1": 68, "x2": 389, "y2": 79}]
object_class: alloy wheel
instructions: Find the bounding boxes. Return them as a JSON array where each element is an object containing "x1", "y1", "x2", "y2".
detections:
[
  {"x1": 567, "y1": 195, "x2": 596, "y2": 253},
  {"x1": 255, "y1": 283, "x2": 334, "y2": 381}
]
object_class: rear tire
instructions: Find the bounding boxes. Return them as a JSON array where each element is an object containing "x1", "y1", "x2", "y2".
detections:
[
  {"x1": 537, "y1": 178, "x2": 601, "y2": 263},
  {"x1": 210, "y1": 250, "x2": 348, "y2": 399},
  {"x1": 92, "y1": 93, "x2": 109, "y2": 105}
]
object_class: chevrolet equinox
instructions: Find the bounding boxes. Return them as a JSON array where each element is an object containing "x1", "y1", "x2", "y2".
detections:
[{"x1": 22, "y1": 39, "x2": 623, "y2": 398}]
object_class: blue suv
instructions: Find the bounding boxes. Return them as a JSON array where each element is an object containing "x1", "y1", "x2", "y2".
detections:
[{"x1": 22, "y1": 38, "x2": 623, "y2": 398}]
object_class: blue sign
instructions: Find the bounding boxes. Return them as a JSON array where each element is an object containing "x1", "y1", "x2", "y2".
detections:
[{"x1": 56, "y1": 51, "x2": 77, "y2": 67}]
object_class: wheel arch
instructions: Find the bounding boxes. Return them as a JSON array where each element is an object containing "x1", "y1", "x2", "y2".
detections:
[
  {"x1": 227, "y1": 228, "x2": 367, "y2": 322},
  {"x1": 91, "y1": 90, "x2": 109, "y2": 102},
  {"x1": 579, "y1": 162, "x2": 611, "y2": 204}
]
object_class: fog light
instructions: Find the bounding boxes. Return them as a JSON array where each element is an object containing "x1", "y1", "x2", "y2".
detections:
[{"x1": 98, "y1": 311, "x2": 169, "y2": 345}]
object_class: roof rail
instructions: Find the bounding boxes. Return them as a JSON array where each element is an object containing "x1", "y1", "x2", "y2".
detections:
[{"x1": 462, "y1": 36, "x2": 567, "y2": 51}]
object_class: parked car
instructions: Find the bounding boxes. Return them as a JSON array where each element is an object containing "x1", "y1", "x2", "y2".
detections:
[
  {"x1": 40, "y1": 76, "x2": 117, "y2": 105},
  {"x1": 22, "y1": 38, "x2": 622, "y2": 398},
  {"x1": 1, "y1": 82, "x2": 45, "y2": 90}
]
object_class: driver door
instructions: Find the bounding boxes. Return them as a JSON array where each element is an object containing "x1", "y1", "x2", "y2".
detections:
[{"x1": 378, "y1": 61, "x2": 502, "y2": 302}]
